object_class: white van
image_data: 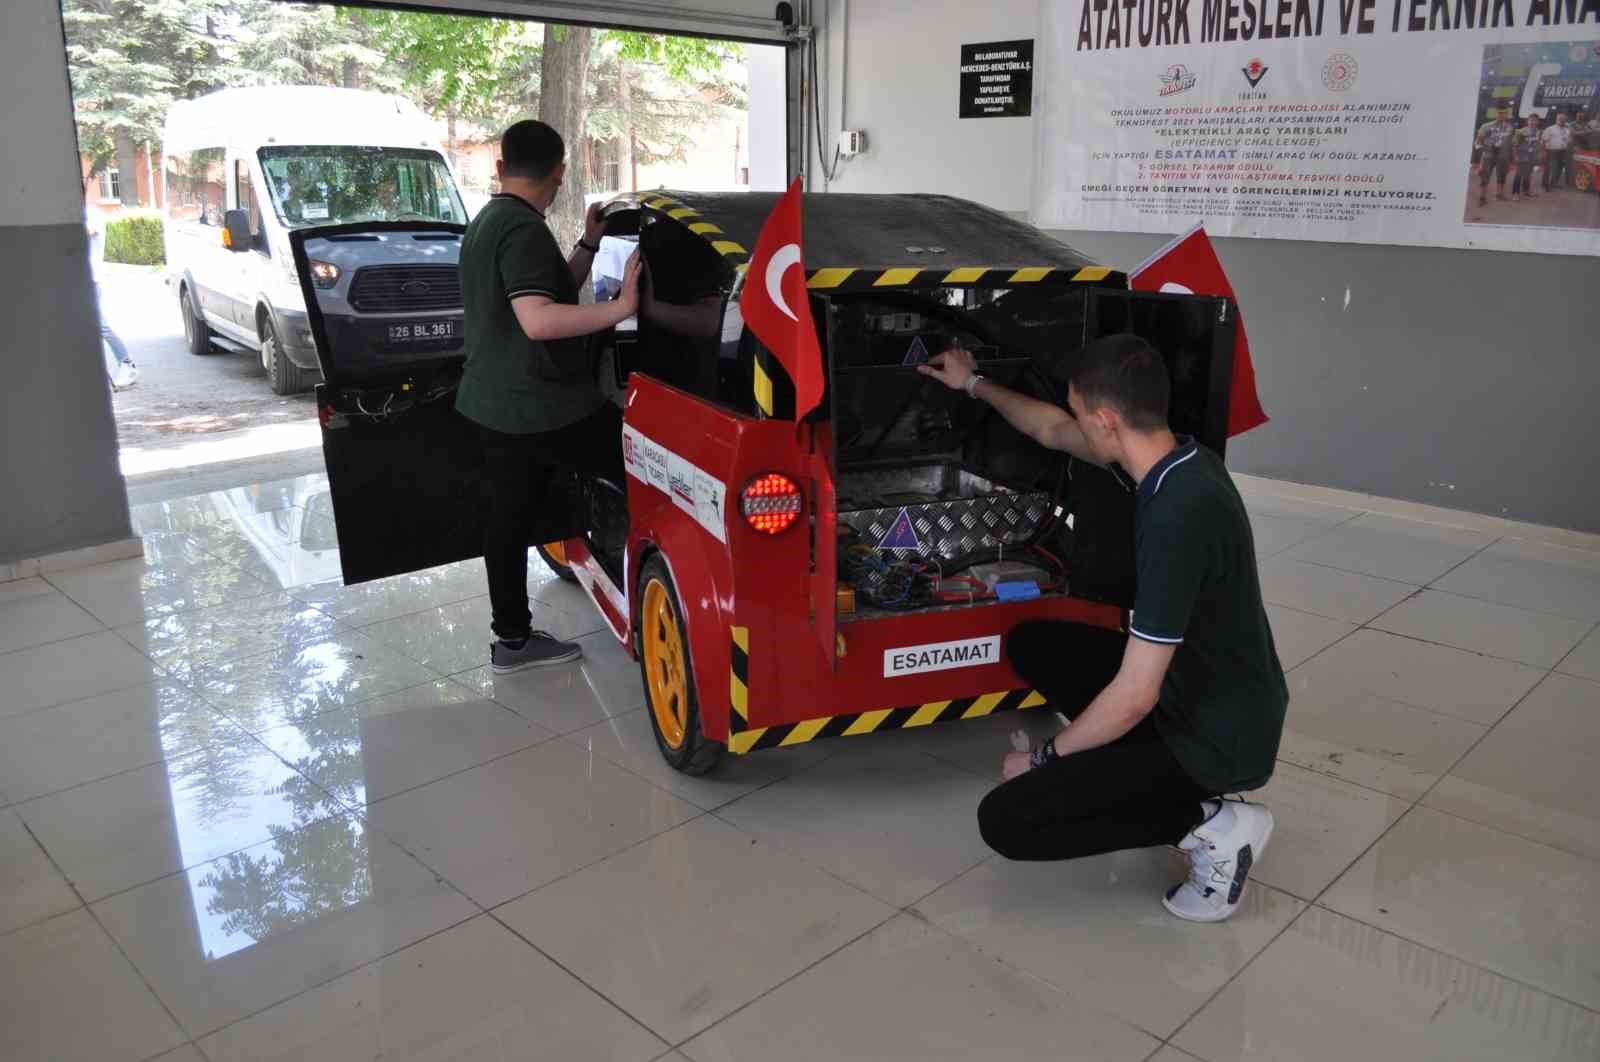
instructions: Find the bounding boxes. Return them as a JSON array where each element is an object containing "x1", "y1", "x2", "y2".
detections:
[{"x1": 162, "y1": 87, "x2": 471, "y2": 394}]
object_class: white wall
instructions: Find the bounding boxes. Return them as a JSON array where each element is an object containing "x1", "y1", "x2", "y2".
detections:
[
  {"x1": 808, "y1": 0, "x2": 1039, "y2": 211},
  {"x1": 747, "y1": 43, "x2": 790, "y2": 191}
]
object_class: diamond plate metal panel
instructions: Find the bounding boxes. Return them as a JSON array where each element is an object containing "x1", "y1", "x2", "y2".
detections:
[{"x1": 840, "y1": 491, "x2": 1050, "y2": 560}]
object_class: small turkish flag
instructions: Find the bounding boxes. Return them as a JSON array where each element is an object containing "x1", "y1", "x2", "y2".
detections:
[
  {"x1": 1130, "y1": 223, "x2": 1268, "y2": 437},
  {"x1": 741, "y1": 177, "x2": 825, "y2": 419}
]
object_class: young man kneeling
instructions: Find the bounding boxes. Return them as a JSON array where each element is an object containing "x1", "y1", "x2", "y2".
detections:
[{"x1": 920, "y1": 335, "x2": 1288, "y2": 922}]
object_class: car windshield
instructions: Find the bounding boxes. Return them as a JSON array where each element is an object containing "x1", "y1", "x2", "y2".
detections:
[{"x1": 259, "y1": 146, "x2": 468, "y2": 228}]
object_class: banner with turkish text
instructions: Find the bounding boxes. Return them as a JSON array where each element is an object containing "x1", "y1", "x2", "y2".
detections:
[{"x1": 1033, "y1": 6, "x2": 1600, "y2": 255}]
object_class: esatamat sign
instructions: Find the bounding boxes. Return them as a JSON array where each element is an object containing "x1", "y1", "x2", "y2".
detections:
[
  {"x1": 961, "y1": 39, "x2": 1035, "y2": 118},
  {"x1": 884, "y1": 635, "x2": 1002, "y2": 677}
]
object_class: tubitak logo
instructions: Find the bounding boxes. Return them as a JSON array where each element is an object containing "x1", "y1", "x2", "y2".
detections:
[
  {"x1": 1159, "y1": 64, "x2": 1198, "y2": 97},
  {"x1": 1241, "y1": 59, "x2": 1269, "y2": 88}
]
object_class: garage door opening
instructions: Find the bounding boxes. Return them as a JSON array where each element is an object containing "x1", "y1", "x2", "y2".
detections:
[{"x1": 61, "y1": 0, "x2": 787, "y2": 484}]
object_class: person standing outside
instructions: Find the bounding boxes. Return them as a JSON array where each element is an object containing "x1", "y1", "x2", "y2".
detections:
[
  {"x1": 1475, "y1": 106, "x2": 1515, "y2": 206},
  {"x1": 1511, "y1": 113, "x2": 1542, "y2": 202},
  {"x1": 456, "y1": 119, "x2": 641, "y2": 673},
  {"x1": 1542, "y1": 111, "x2": 1573, "y2": 192},
  {"x1": 919, "y1": 336, "x2": 1288, "y2": 923}
]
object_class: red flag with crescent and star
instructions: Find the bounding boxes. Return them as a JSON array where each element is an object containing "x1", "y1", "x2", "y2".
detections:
[
  {"x1": 1130, "y1": 222, "x2": 1268, "y2": 437},
  {"x1": 741, "y1": 177, "x2": 825, "y2": 419}
]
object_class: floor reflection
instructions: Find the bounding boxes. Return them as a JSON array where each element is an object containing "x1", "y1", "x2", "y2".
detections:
[{"x1": 187, "y1": 815, "x2": 371, "y2": 962}]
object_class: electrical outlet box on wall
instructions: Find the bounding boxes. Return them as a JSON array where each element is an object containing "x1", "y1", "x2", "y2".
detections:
[{"x1": 839, "y1": 130, "x2": 867, "y2": 156}]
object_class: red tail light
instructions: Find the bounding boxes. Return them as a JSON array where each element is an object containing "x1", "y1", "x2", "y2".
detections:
[{"x1": 741, "y1": 473, "x2": 803, "y2": 535}]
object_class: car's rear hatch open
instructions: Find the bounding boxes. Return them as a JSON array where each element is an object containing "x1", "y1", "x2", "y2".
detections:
[{"x1": 823, "y1": 282, "x2": 1236, "y2": 646}]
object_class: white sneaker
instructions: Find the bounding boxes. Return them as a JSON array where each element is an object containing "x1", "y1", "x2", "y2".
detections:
[{"x1": 1163, "y1": 800, "x2": 1274, "y2": 923}]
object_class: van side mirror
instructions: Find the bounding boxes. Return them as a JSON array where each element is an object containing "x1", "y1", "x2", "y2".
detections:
[{"x1": 222, "y1": 209, "x2": 251, "y2": 252}]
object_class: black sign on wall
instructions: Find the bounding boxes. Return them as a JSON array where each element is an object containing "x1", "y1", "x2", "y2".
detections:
[{"x1": 960, "y1": 39, "x2": 1034, "y2": 119}]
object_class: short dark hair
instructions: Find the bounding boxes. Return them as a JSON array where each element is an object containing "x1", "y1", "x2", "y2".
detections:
[
  {"x1": 500, "y1": 120, "x2": 565, "y2": 180},
  {"x1": 1065, "y1": 333, "x2": 1170, "y2": 431}
]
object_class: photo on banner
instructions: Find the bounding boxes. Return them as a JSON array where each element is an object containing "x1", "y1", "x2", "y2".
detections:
[{"x1": 1031, "y1": 2, "x2": 1600, "y2": 256}]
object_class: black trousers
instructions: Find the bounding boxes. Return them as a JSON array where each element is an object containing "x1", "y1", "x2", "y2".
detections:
[
  {"x1": 479, "y1": 404, "x2": 624, "y2": 641},
  {"x1": 1544, "y1": 149, "x2": 1568, "y2": 190},
  {"x1": 976, "y1": 621, "x2": 1216, "y2": 862}
]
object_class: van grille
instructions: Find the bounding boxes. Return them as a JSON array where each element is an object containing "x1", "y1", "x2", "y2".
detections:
[{"x1": 347, "y1": 266, "x2": 462, "y2": 313}]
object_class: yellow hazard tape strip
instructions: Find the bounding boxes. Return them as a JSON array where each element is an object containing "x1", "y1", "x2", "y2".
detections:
[
  {"x1": 729, "y1": 626, "x2": 750, "y2": 726},
  {"x1": 807, "y1": 267, "x2": 856, "y2": 289},
  {"x1": 726, "y1": 687, "x2": 1050, "y2": 754},
  {"x1": 752, "y1": 354, "x2": 775, "y2": 417}
]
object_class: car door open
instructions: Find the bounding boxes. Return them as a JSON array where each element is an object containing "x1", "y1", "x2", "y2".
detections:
[{"x1": 289, "y1": 220, "x2": 493, "y2": 585}]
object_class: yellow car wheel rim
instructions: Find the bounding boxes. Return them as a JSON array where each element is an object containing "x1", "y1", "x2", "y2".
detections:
[{"x1": 642, "y1": 578, "x2": 689, "y2": 750}]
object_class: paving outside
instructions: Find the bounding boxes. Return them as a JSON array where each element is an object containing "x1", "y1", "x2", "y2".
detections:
[{"x1": 99, "y1": 263, "x2": 318, "y2": 460}]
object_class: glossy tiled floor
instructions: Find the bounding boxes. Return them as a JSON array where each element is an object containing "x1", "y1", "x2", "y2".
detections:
[{"x1": 3, "y1": 471, "x2": 1599, "y2": 1061}]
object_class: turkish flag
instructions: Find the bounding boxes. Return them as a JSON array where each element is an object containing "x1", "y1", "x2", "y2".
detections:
[
  {"x1": 741, "y1": 177, "x2": 825, "y2": 419},
  {"x1": 1130, "y1": 223, "x2": 1268, "y2": 437}
]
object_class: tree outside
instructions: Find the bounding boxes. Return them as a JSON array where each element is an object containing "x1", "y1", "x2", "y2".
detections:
[{"x1": 63, "y1": 1, "x2": 749, "y2": 246}]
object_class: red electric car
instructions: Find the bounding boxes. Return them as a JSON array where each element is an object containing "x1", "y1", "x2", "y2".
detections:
[{"x1": 293, "y1": 192, "x2": 1237, "y2": 774}]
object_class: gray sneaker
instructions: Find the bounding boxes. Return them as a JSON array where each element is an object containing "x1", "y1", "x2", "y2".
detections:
[{"x1": 490, "y1": 631, "x2": 582, "y2": 673}]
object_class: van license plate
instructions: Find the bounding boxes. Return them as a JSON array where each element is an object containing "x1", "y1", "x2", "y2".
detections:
[{"x1": 388, "y1": 320, "x2": 456, "y2": 342}]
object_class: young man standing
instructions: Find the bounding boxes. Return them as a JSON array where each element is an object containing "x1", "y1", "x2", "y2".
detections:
[
  {"x1": 1541, "y1": 111, "x2": 1573, "y2": 192},
  {"x1": 456, "y1": 120, "x2": 641, "y2": 673},
  {"x1": 1512, "y1": 113, "x2": 1542, "y2": 202},
  {"x1": 920, "y1": 335, "x2": 1288, "y2": 922},
  {"x1": 1476, "y1": 106, "x2": 1515, "y2": 206}
]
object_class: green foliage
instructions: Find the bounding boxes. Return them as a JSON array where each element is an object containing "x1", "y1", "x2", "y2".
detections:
[
  {"x1": 62, "y1": 0, "x2": 223, "y2": 163},
  {"x1": 356, "y1": 10, "x2": 533, "y2": 125},
  {"x1": 605, "y1": 30, "x2": 742, "y2": 82},
  {"x1": 63, "y1": 1, "x2": 750, "y2": 206},
  {"x1": 103, "y1": 210, "x2": 165, "y2": 264}
]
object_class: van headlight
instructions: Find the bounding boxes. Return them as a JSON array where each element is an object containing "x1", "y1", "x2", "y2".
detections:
[{"x1": 308, "y1": 260, "x2": 341, "y2": 289}]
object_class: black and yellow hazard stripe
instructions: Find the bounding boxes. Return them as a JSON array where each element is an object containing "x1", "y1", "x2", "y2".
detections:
[
  {"x1": 804, "y1": 265, "x2": 1114, "y2": 291},
  {"x1": 727, "y1": 687, "x2": 1048, "y2": 755},
  {"x1": 729, "y1": 626, "x2": 750, "y2": 733},
  {"x1": 641, "y1": 194, "x2": 751, "y2": 269}
]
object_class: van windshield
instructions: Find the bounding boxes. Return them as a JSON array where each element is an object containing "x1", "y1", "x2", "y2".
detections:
[{"x1": 259, "y1": 146, "x2": 468, "y2": 228}]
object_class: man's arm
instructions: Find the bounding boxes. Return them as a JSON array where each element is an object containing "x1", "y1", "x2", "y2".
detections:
[
  {"x1": 918, "y1": 347, "x2": 1098, "y2": 464},
  {"x1": 512, "y1": 250, "x2": 641, "y2": 341},
  {"x1": 566, "y1": 201, "x2": 607, "y2": 288},
  {"x1": 999, "y1": 624, "x2": 1176, "y2": 780},
  {"x1": 1053, "y1": 637, "x2": 1172, "y2": 755}
]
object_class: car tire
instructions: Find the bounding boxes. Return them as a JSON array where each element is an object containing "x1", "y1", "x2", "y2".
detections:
[
  {"x1": 262, "y1": 316, "x2": 309, "y2": 395},
  {"x1": 536, "y1": 543, "x2": 580, "y2": 583},
  {"x1": 637, "y1": 554, "x2": 722, "y2": 775},
  {"x1": 181, "y1": 284, "x2": 214, "y2": 356}
]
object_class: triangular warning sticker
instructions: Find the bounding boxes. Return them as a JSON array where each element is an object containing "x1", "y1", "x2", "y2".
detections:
[
  {"x1": 878, "y1": 508, "x2": 922, "y2": 550},
  {"x1": 902, "y1": 336, "x2": 930, "y2": 366}
]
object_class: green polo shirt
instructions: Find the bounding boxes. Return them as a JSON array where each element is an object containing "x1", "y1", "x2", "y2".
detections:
[
  {"x1": 455, "y1": 193, "x2": 604, "y2": 435},
  {"x1": 1130, "y1": 438, "x2": 1288, "y2": 792}
]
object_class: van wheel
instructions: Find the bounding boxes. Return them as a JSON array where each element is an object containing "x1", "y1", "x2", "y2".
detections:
[
  {"x1": 536, "y1": 542, "x2": 579, "y2": 583},
  {"x1": 181, "y1": 284, "x2": 214, "y2": 355},
  {"x1": 262, "y1": 318, "x2": 308, "y2": 395},
  {"x1": 638, "y1": 555, "x2": 721, "y2": 775}
]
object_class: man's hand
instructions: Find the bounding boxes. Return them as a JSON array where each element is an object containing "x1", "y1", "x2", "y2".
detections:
[
  {"x1": 583, "y1": 200, "x2": 607, "y2": 247},
  {"x1": 1001, "y1": 750, "x2": 1033, "y2": 781},
  {"x1": 918, "y1": 347, "x2": 977, "y2": 391},
  {"x1": 617, "y1": 250, "x2": 643, "y2": 315}
]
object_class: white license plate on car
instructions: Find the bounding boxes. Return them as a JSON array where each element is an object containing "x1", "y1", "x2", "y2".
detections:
[{"x1": 388, "y1": 320, "x2": 456, "y2": 342}]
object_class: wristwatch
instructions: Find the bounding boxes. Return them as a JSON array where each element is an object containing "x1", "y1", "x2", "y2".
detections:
[
  {"x1": 964, "y1": 372, "x2": 985, "y2": 398},
  {"x1": 576, "y1": 237, "x2": 600, "y2": 254}
]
